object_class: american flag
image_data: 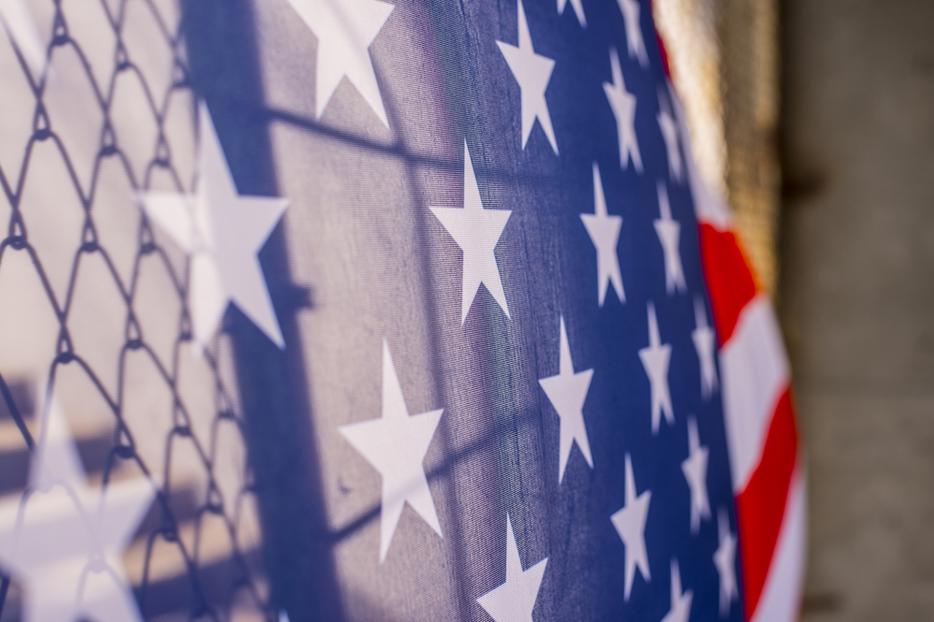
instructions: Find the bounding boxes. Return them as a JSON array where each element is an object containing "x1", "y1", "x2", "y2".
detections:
[{"x1": 0, "y1": 0, "x2": 803, "y2": 620}]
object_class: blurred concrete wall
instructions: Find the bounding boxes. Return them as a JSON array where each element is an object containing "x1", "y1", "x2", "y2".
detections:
[{"x1": 780, "y1": 1, "x2": 934, "y2": 619}]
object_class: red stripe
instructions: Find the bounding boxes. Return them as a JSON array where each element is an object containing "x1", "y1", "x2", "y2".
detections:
[
  {"x1": 699, "y1": 223, "x2": 759, "y2": 346},
  {"x1": 735, "y1": 387, "x2": 799, "y2": 618}
]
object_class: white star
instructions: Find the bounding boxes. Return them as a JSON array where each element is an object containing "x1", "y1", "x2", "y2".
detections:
[
  {"x1": 657, "y1": 88, "x2": 683, "y2": 181},
  {"x1": 0, "y1": 0, "x2": 44, "y2": 76},
  {"x1": 141, "y1": 105, "x2": 289, "y2": 348},
  {"x1": 662, "y1": 560, "x2": 693, "y2": 622},
  {"x1": 617, "y1": 0, "x2": 648, "y2": 67},
  {"x1": 339, "y1": 340, "x2": 443, "y2": 562},
  {"x1": 580, "y1": 162, "x2": 624, "y2": 306},
  {"x1": 692, "y1": 297, "x2": 718, "y2": 397},
  {"x1": 0, "y1": 400, "x2": 154, "y2": 622},
  {"x1": 538, "y1": 316, "x2": 595, "y2": 483},
  {"x1": 611, "y1": 454, "x2": 651, "y2": 600},
  {"x1": 603, "y1": 48, "x2": 642, "y2": 171},
  {"x1": 431, "y1": 142, "x2": 512, "y2": 323},
  {"x1": 681, "y1": 417, "x2": 711, "y2": 533},
  {"x1": 557, "y1": 0, "x2": 586, "y2": 27},
  {"x1": 713, "y1": 509, "x2": 738, "y2": 616},
  {"x1": 639, "y1": 303, "x2": 674, "y2": 433},
  {"x1": 287, "y1": 0, "x2": 394, "y2": 126},
  {"x1": 497, "y1": 0, "x2": 559, "y2": 154},
  {"x1": 655, "y1": 182, "x2": 687, "y2": 293},
  {"x1": 477, "y1": 514, "x2": 548, "y2": 622}
]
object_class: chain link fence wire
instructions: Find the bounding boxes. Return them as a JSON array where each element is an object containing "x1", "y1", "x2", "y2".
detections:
[{"x1": 0, "y1": 0, "x2": 270, "y2": 619}]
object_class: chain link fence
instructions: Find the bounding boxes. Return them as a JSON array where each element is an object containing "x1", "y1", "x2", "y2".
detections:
[{"x1": 0, "y1": 0, "x2": 269, "y2": 619}]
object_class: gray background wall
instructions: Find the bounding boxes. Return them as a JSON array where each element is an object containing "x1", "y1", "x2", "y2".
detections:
[{"x1": 780, "y1": 1, "x2": 934, "y2": 619}]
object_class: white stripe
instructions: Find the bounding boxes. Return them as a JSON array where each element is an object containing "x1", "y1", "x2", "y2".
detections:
[
  {"x1": 750, "y1": 468, "x2": 806, "y2": 622},
  {"x1": 720, "y1": 296, "x2": 790, "y2": 492}
]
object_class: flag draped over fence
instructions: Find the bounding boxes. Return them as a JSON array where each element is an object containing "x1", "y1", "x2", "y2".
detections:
[{"x1": 0, "y1": 0, "x2": 802, "y2": 620}]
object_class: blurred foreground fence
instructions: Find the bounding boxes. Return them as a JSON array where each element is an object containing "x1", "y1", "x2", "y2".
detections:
[{"x1": 0, "y1": 0, "x2": 269, "y2": 619}]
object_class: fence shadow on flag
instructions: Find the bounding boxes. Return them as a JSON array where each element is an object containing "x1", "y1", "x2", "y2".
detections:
[
  {"x1": 182, "y1": 1, "x2": 350, "y2": 619},
  {"x1": 181, "y1": 0, "x2": 550, "y2": 619}
]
